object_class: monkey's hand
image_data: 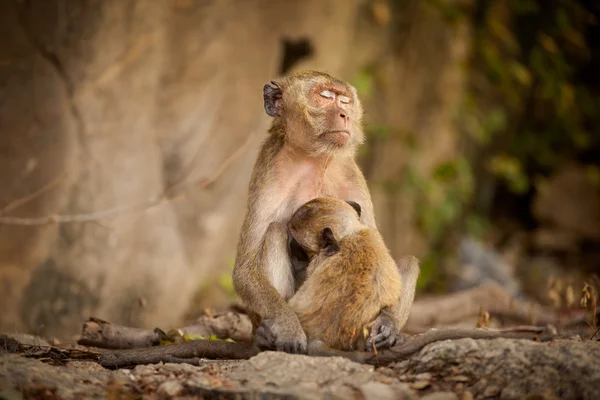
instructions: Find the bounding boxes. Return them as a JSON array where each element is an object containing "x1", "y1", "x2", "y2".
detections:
[
  {"x1": 365, "y1": 310, "x2": 398, "y2": 351},
  {"x1": 255, "y1": 313, "x2": 308, "y2": 354}
]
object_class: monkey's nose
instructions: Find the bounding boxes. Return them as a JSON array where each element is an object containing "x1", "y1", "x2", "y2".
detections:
[{"x1": 340, "y1": 112, "x2": 348, "y2": 121}]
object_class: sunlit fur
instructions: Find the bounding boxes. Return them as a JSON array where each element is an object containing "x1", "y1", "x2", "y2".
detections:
[
  {"x1": 287, "y1": 197, "x2": 403, "y2": 351},
  {"x1": 269, "y1": 70, "x2": 365, "y2": 158},
  {"x1": 233, "y1": 70, "x2": 381, "y2": 352}
]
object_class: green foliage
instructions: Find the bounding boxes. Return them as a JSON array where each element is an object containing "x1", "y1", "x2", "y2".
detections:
[
  {"x1": 467, "y1": 0, "x2": 599, "y2": 198},
  {"x1": 351, "y1": 66, "x2": 376, "y2": 100},
  {"x1": 365, "y1": 123, "x2": 391, "y2": 140},
  {"x1": 466, "y1": 214, "x2": 492, "y2": 238},
  {"x1": 407, "y1": 157, "x2": 474, "y2": 243},
  {"x1": 218, "y1": 257, "x2": 237, "y2": 299},
  {"x1": 425, "y1": 0, "x2": 467, "y2": 24},
  {"x1": 416, "y1": 254, "x2": 436, "y2": 291},
  {"x1": 159, "y1": 329, "x2": 235, "y2": 346},
  {"x1": 513, "y1": 0, "x2": 540, "y2": 15},
  {"x1": 461, "y1": 94, "x2": 507, "y2": 145},
  {"x1": 487, "y1": 154, "x2": 529, "y2": 194}
]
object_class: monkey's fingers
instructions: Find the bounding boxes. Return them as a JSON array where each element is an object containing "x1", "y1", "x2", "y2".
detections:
[
  {"x1": 365, "y1": 324, "x2": 397, "y2": 351},
  {"x1": 255, "y1": 325, "x2": 276, "y2": 350},
  {"x1": 294, "y1": 340, "x2": 308, "y2": 354},
  {"x1": 277, "y1": 340, "x2": 307, "y2": 355}
]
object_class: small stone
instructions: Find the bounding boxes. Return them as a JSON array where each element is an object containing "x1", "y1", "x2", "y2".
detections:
[
  {"x1": 461, "y1": 392, "x2": 474, "y2": 400},
  {"x1": 133, "y1": 365, "x2": 157, "y2": 376},
  {"x1": 157, "y1": 380, "x2": 184, "y2": 397},
  {"x1": 482, "y1": 385, "x2": 500, "y2": 397},
  {"x1": 421, "y1": 392, "x2": 459, "y2": 400},
  {"x1": 186, "y1": 376, "x2": 212, "y2": 388},
  {"x1": 447, "y1": 375, "x2": 470, "y2": 382},
  {"x1": 410, "y1": 380, "x2": 431, "y2": 390},
  {"x1": 415, "y1": 372, "x2": 432, "y2": 380},
  {"x1": 359, "y1": 382, "x2": 415, "y2": 400},
  {"x1": 359, "y1": 382, "x2": 397, "y2": 400}
]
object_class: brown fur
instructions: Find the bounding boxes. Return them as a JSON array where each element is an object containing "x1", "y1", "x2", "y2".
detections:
[
  {"x1": 232, "y1": 70, "x2": 415, "y2": 352},
  {"x1": 288, "y1": 198, "x2": 402, "y2": 351}
]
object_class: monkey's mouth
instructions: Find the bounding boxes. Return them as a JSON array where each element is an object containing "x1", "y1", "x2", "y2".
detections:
[{"x1": 321, "y1": 130, "x2": 350, "y2": 144}]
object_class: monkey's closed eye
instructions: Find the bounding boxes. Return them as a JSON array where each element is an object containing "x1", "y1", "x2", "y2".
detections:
[
  {"x1": 338, "y1": 95, "x2": 351, "y2": 104},
  {"x1": 320, "y1": 90, "x2": 336, "y2": 99}
]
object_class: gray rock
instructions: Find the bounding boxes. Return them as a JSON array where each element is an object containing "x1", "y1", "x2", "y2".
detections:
[
  {"x1": 2, "y1": 335, "x2": 599, "y2": 399},
  {"x1": 421, "y1": 392, "x2": 459, "y2": 400},
  {"x1": 157, "y1": 380, "x2": 184, "y2": 397}
]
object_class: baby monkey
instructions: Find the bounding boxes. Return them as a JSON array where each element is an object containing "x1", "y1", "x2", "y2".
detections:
[{"x1": 287, "y1": 197, "x2": 417, "y2": 351}]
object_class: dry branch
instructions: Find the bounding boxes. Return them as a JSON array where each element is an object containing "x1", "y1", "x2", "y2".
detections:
[
  {"x1": 303, "y1": 327, "x2": 557, "y2": 366},
  {"x1": 0, "y1": 171, "x2": 67, "y2": 216},
  {"x1": 359, "y1": 328, "x2": 557, "y2": 366},
  {"x1": 77, "y1": 312, "x2": 253, "y2": 349},
  {"x1": 1, "y1": 333, "x2": 101, "y2": 364},
  {"x1": 404, "y1": 281, "x2": 564, "y2": 333},
  {"x1": 98, "y1": 340, "x2": 260, "y2": 369},
  {"x1": 6, "y1": 327, "x2": 558, "y2": 370},
  {"x1": 77, "y1": 317, "x2": 161, "y2": 349}
]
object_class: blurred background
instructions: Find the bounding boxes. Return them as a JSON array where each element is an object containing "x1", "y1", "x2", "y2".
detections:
[{"x1": 0, "y1": 0, "x2": 598, "y2": 338}]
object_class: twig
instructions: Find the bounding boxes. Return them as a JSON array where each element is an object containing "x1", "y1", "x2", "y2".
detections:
[
  {"x1": 496, "y1": 325, "x2": 557, "y2": 334},
  {"x1": 0, "y1": 171, "x2": 67, "y2": 215},
  {"x1": 1, "y1": 333, "x2": 101, "y2": 362},
  {"x1": 371, "y1": 335, "x2": 379, "y2": 366},
  {"x1": 591, "y1": 327, "x2": 599, "y2": 341},
  {"x1": 0, "y1": 132, "x2": 255, "y2": 226},
  {"x1": 98, "y1": 340, "x2": 260, "y2": 369},
  {"x1": 92, "y1": 327, "x2": 557, "y2": 368},
  {"x1": 363, "y1": 329, "x2": 555, "y2": 365},
  {"x1": 339, "y1": 328, "x2": 557, "y2": 366}
]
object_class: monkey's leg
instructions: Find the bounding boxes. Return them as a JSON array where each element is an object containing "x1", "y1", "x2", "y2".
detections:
[
  {"x1": 366, "y1": 255, "x2": 420, "y2": 351},
  {"x1": 255, "y1": 222, "x2": 308, "y2": 354}
]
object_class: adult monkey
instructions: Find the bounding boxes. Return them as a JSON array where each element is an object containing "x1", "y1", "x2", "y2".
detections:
[{"x1": 233, "y1": 70, "x2": 419, "y2": 354}]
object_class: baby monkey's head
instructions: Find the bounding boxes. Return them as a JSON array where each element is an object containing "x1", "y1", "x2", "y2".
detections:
[{"x1": 288, "y1": 197, "x2": 363, "y2": 258}]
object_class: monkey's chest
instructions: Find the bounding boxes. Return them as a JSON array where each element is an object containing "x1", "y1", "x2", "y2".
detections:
[{"x1": 276, "y1": 172, "x2": 347, "y2": 214}]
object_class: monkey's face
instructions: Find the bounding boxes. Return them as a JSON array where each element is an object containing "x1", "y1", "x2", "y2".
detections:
[
  {"x1": 264, "y1": 71, "x2": 364, "y2": 155},
  {"x1": 288, "y1": 197, "x2": 363, "y2": 257}
]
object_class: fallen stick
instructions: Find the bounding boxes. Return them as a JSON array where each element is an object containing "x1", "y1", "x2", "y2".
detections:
[
  {"x1": 98, "y1": 340, "x2": 260, "y2": 369},
  {"x1": 1, "y1": 333, "x2": 101, "y2": 363},
  {"x1": 404, "y1": 282, "x2": 563, "y2": 333},
  {"x1": 359, "y1": 328, "x2": 556, "y2": 366},
  {"x1": 78, "y1": 311, "x2": 253, "y2": 349},
  {"x1": 78, "y1": 317, "x2": 160, "y2": 349},
  {"x1": 90, "y1": 327, "x2": 559, "y2": 368},
  {"x1": 4, "y1": 326, "x2": 558, "y2": 369}
]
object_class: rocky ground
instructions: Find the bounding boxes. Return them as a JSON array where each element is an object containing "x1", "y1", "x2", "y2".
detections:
[{"x1": 1, "y1": 333, "x2": 599, "y2": 400}]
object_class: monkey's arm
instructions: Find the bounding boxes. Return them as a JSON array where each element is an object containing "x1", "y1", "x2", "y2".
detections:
[
  {"x1": 345, "y1": 162, "x2": 377, "y2": 228},
  {"x1": 366, "y1": 255, "x2": 420, "y2": 351},
  {"x1": 233, "y1": 221, "x2": 307, "y2": 354}
]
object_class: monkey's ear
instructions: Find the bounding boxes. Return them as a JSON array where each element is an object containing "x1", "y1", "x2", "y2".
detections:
[
  {"x1": 319, "y1": 227, "x2": 340, "y2": 257},
  {"x1": 345, "y1": 201, "x2": 362, "y2": 218},
  {"x1": 263, "y1": 82, "x2": 283, "y2": 117}
]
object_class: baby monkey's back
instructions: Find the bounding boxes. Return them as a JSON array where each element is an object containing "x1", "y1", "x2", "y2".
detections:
[{"x1": 288, "y1": 197, "x2": 402, "y2": 351}]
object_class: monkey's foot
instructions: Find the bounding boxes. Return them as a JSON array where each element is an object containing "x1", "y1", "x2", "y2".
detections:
[
  {"x1": 365, "y1": 314, "x2": 397, "y2": 351},
  {"x1": 255, "y1": 317, "x2": 308, "y2": 355}
]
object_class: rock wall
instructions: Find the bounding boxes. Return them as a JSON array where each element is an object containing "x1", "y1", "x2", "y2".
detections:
[{"x1": 0, "y1": 0, "x2": 470, "y2": 336}]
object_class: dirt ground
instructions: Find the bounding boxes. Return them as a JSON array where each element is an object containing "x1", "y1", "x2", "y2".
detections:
[{"x1": 2, "y1": 333, "x2": 599, "y2": 400}]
